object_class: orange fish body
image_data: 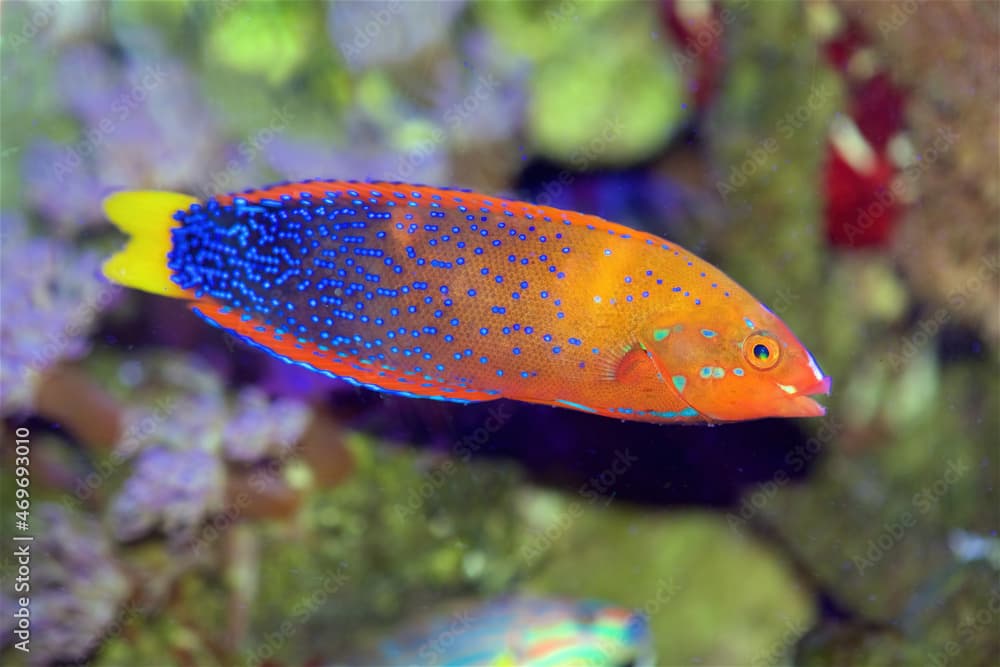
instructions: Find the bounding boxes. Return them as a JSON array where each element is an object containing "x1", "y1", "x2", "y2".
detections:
[{"x1": 102, "y1": 180, "x2": 830, "y2": 423}]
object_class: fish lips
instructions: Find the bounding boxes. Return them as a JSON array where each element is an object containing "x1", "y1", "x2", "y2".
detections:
[{"x1": 781, "y1": 375, "x2": 832, "y2": 418}]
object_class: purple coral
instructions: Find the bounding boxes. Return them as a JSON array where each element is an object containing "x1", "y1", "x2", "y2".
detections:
[
  {"x1": 23, "y1": 46, "x2": 221, "y2": 235},
  {"x1": 328, "y1": 0, "x2": 466, "y2": 71},
  {"x1": 109, "y1": 383, "x2": 311, "y2": 541},
  {"x1": 93, "y1": 57, "x2": 220, "y2": 191},
  {"x1": 221, "y1": 387, "x2": 311, "y2": 463},
  {"x1": 21, "y1": 139, "x2": 106, "y2": 233},
  {"x1": 110, "y1": 445, "x2": 226, "y2": 543},
  {"x1": 431, "y1": 33, "x2": 529, "y2": 146},
  {"x1": 0, "y1": 213, "x2": 117, "y2": 415},
  {"x1": 29, "y1": 504, "x2": 129, "y2": 665}
]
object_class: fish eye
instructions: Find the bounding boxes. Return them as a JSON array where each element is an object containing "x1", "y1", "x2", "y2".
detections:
[{"x1": 743, "y1": 332, "x2": 780, "y2": 370}]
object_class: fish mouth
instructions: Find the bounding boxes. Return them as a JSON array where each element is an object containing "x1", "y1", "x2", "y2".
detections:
[{"x1": 782, "y1": 375, "x2": 832, "y2": 418}]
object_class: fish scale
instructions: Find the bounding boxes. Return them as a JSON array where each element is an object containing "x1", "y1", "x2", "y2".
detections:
[{"x1": 102, "y1": 179, "x2": 831, "y2": 423}]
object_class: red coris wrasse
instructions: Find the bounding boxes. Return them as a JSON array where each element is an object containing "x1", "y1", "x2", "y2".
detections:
[{"x1": 102, "y1": 180, "x2": 830, "y2": 423}]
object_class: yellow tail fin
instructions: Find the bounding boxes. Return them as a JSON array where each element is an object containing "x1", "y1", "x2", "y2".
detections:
[{"x1": 102, "y1": 191, "x2": 199, "y2": 298}]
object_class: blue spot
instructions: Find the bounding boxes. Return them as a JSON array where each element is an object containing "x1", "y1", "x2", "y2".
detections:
[
  {"x1": 700, "y1": 329, "x2": 716, "y2": 338},
  {"x1": 672, "y1": 375, "x2": 687, "y2": 393},
  {"x1": 733, "y1": 368, "x2": 745, "y2": 377}
]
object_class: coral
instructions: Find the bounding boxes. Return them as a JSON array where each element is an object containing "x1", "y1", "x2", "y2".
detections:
[
  {"x1": 0, "y1": 3, "x2": 996, "y2": 666},
  {"x1": 28, "y1": 505, "x2": 130, "y2": 665},
  {"x1": 835, "y1": 0, "x2": 1000, "y2": 345},
  {"x1": 208, "y1": 3, "x2": 320, "y2": 85},
  {"x1": 21, "y1": 139, "x2": 105, "y2": 231},
  {"x1": 0, "y1": 215, "x2": 115, "y2": 415},
  {"x1": 521, "y1": 493, "x2": 814, "y2": 665},
  {"x1": 222, "y1": 387, "x2": 311, "y2": 463},
  {"x1": 110, "y1": 445, "x2": 227, "y2": 543},
  {"x1": 327, "y1": 1, "x2": 466, "y2": 71},
  {"x1": 247, "y1": 436, "x2": 525, "y2": 664}
]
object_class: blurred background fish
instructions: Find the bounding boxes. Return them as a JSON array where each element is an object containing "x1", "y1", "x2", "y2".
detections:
[{"x1": 345, "y1": 596, "x2": 651, "y2": 667}]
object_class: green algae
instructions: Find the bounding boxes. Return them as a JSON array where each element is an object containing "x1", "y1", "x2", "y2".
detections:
[
  {"x1": 207, "y1": 3, "x2": 321, "y2": 86},
  {"x1": 520, "y1": 490, "x2": 814, "y2": 665},
  {"x1": 247, "y1": 435, "x2": 525, "y2": 664}
]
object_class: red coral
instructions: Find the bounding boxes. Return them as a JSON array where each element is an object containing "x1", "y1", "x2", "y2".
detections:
[
  {"x1": 819, "y1": 12, "x2": 908, "y2": 249},
  {"x1": 823, "y1": 138, "x2": 901, "y2": 248}
]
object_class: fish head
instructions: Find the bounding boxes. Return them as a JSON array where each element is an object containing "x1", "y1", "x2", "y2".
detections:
[{"x1": 641, "y1": 294, "x2": 830, "y2": 422}]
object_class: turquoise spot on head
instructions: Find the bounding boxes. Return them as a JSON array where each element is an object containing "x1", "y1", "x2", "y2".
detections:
[
  {"x1": 712, "y1": 367, "x2": 725, "y2": 378},
  {"x1": 700, "y1": 329, "x2": 716, "y2": 338},
  {"x1": 672, "y1": 375, "x2": 686, "y2": 393},
  {"x1": 699, "y1": 367, "x2": 712, "y2": 378},
  {"x1": 733, "y1": 368, "x2": 745, "y2": 377},
  {"x1": 653, "y1": 328, "x2": 670, "y2": 342},
  {"x1": 744, "y1": 317, "x2": 755, "y2": 329}
]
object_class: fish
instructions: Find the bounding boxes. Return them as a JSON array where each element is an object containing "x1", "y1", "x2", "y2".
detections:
[
  {"x1": 346, "y1": 596, "x2": 652, "y2": 667},
  {"x1": 101, "y1": 179, "x2": 831, "y2": 424}
]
